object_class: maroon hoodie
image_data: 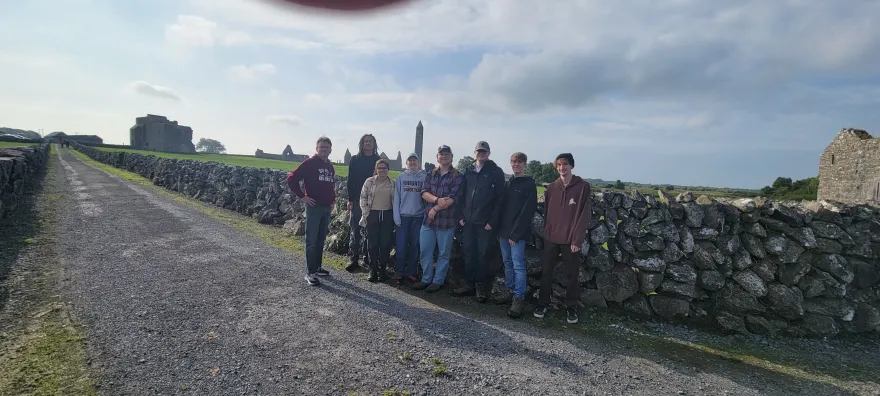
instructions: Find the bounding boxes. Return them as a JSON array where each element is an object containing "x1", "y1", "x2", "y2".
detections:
[{"x1": 286, "y1": 154, "x2": 336, "y2": 206}]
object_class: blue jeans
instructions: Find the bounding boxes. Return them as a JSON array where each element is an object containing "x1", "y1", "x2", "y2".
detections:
[
  {"x1": 419, "y1": 225, "x2": 455, "y2": 285},
  {"x1": 305, "y1": 204, "x2": 331, "y2": 275},
  {"x1": 395, "y1": 215, "x2": 422, "y2": 277},
  {"x1": 499, "y1": 238, "x2": 527, "y2": 298}
]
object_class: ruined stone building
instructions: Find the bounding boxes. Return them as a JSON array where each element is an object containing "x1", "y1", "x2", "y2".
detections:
[
  {"x1": 378, "y1": 151, "x2": 403, "y2": 171},
  {"x1": 254, "y1": 144, "x2": 308, "y2": 162},
  {"x1": 129, "y1": 114, "x2": 195, "y2": 153},
  {"x1": 817, "y1": 127, "x2": 880, "y2": 204},
  {"x1": 344, "y1": 148, "x2": 351, "y2": 165}
]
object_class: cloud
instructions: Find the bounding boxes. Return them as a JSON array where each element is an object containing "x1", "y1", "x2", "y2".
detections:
[
  {"x1": 164, "y1": 14, "x2": 321, "y2": 50},
  {"x1": 229, "y1": 63, "x2": 277, "y2": 81},
  {"x1": 128, "y1": 81, "x2": 183, "y2": 101},
  {"x1": 266, "y1": 115, "x2": 305, "y2": 127}
]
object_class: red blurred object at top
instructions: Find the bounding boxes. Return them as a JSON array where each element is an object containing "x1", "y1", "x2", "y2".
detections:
[{"x1": 271, "y1": 0, "x2": 413, "y2": 11}]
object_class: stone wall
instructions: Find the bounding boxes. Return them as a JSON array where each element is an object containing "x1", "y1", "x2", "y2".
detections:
[
  {"x1": 0, "y1": 144, "x2": 51, "y2": 221},
  {"x1": 72, "y1": 143, "x2": 880, "y2": 339}
]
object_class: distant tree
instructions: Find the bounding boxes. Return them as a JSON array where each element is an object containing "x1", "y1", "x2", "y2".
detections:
[
  {"x1": 456, "y1": 156, "x2": 475, "y2": 172},
  {"x1": 614, "y1": 180, "x2": 625, "y2": 189},
  {"x1": 524, "y1": 160, "x2": 543, "y2": 179},
  {"x1": 424, "y1": 162, "x2": 436, "y2": 173},
  {"x1": 196, "y1": 138, "x2": 226, "y2": 154},
  {"x1": 665, "y1": 185, "x2": 675, "y2": 191},
  {"x1": 538, "y1": 163, "x2": 558, "y2": 184},
  {"x1": 772, "y1": 177, "x2": 793, "y2": 189},
  {"x1": 604, "y1": 183, "x2": 614, "y2": 189}
]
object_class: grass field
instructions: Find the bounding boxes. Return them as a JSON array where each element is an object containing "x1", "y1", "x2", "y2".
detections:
[{"x1": 0, "y1": 142, "x2": 39, "y2": 149}]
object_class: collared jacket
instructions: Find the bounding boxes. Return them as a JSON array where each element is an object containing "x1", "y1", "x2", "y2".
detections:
[
  {"x1": 460, "y1": 160, "x2": 506, "y2": 228},
  {"x1": 421, "y1": 167, "x2": 464, "y2": 229},
  {"x1": 543, "y1": 176, "x2": 592, "y2": 246},
  {"x1": 498, "y1": 175, "x2": 538, "y2": 242},
  {"x1": 358, "y1": 176, "x2": 395, "y2": 227}
]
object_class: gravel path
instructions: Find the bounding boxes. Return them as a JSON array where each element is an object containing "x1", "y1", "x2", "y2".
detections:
[{"x1": 54, "y1": 148, "x2": 874, "y2": 396}]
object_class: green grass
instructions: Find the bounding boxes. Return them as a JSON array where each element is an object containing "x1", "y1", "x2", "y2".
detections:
[
  {"x1": 94, "y1": 147, "x2": 402, "y2": 178},
  {"x1": 0, "y1": 141, "x2": 39, "y2": 149}
]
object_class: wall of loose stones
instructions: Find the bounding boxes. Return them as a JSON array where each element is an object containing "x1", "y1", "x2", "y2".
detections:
[
  {"x1": 71, "y1": 143, "x2": 880, "y2": 339},
  {"x1": 0, "y1": 143, "x2": 51, "y2": 222}
]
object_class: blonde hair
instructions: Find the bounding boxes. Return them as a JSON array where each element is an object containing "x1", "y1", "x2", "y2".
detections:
[{"x1": 374, "y1": 158, "x2": 390, "y2": 176}]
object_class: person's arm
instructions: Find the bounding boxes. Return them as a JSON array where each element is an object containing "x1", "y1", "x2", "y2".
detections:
[
  {"x1": 286, "y1": 159, "x2": 309, "y2": 198},
  {"x1": 393, "y1": 175, "x2": 402, "y2": 225},
  {"x1": 512, "y1": 180, "x2": 538, "y2": 241},
  {"x1": 488, "y1": 167, "x2": 506, "y2": 229},
  {"x1": 571, "y1": 182, "x2": 593, "y2": 247},
  {"x1": 359, "y1": 177, "x2": 372, "y2": 216},
  {"x1": 421, "y1": 171, "x2": 437, "y2": 203}
]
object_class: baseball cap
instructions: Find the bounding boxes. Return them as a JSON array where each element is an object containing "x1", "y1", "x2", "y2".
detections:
[
  {"x1": 407, "y1": 152, "x2": 420, "y2": 160},
  {"x1": 474, "y1": 141, "x2": 490, "y2": 152},
  {"x1": 437, "y1": 145, "x2": 452, "y2": 154}
]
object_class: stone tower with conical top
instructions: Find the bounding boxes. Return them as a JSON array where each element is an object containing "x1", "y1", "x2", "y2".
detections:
[
  {"x1": 415, "y1": 121, "x2": 424, "y2": 164},
  {"x1": 344, "y1": 148, "x2": 351, "y2": 165}
]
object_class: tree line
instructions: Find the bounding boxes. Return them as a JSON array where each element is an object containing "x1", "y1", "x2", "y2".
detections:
[{"x1": 760, "y1": 176, "x2": 818, "y2": 200}]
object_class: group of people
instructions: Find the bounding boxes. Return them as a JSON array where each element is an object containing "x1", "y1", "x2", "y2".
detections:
[{"x1": 286, "y1": 134, "x2": 592, "y2": 323}]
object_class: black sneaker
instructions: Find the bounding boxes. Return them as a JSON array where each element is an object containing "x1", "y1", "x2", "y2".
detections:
[
  {"x1": 533, "y1": 305, "x2": 547, "y2": 319},
  {"x1": 345, "y1": 263, "x2": 360, "y2": 273},
  {"x1": 315, "y1": 268, "x2": 330, "y2": 277},
  {"x1": 566, "y1": 309, "x2": 579, "y2": 324},
  {"x1": 305, "y1": 274, "x2": 321, "y2": 286}
]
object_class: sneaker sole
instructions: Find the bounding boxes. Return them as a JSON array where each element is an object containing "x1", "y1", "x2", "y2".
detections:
[
  {"x1": 316, "y1": 271, "x2": 331, "y2": 277},
  {"x1": 533, "y1": 313, "x2": 545, "y2": 318},
  {"x1": 305, "y1": 276, "x2": 321, "y2": 286}
]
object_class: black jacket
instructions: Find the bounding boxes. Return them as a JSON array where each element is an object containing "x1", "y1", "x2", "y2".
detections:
[
  {"x1": 346, "y1": 153, "x2": 379, "y2": 202},
  {"x1": 461, "y1": 160, "x2": 506, "y2": 227},
  {"x1": 498, "y1": 175, "x2": 538, "y2": 242}
]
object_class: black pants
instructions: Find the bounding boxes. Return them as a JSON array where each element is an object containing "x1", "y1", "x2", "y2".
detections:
[
  {"x1": 538, "y1": 242, "x2": 582, "y2": 308},
  {"x1": 462, "y1": 222, "x2": 496, "y2": 286},
  {"x1": 367, "y1": 209, "x2": 394, "y2": 271}
]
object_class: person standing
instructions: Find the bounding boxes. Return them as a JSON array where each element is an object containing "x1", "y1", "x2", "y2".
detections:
[
  {"x1": 454, "y1": 141, "x2": 506, "y2": 303},
  {"x1": 286, "y1": 136, "x2": 337, "y2": 286},
  {"x1": 533, "y1": 153, "x2": 592, "y2": 324},
  {"x1": 346, "y1": 134, "x2": 380, "y2": 273},
  {"x1": 413, "y1": 145, "x2": 463, "y2": 293},
  {"x1": 393, "y1": 152, "x2": 427, "y2": 283},
  {"x1": 495, "y1": 152, "x2": 537, "y2": 318},
  {"x1": 359, "y1": 159, "x2": 396, "y2": 282}
]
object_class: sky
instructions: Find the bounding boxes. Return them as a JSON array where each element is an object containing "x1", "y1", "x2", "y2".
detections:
[{"x1": 1, "y1": 0, "x2": 879, "y2": 189}]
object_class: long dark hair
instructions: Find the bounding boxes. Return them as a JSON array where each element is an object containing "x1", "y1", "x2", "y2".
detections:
[{"x1": 358, "y1": 134, "x2": 378, "y2": 155}]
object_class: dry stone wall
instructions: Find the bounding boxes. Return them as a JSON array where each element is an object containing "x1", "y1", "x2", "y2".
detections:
[
  {"x1": 72, "y1": 143, "x2": 880, "y2": 339},
  {"x1": 0, "y1": 143, "x2": 51, "y2": 221}
]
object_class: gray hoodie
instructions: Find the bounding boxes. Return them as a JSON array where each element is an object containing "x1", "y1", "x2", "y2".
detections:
[{"x1": 393, "y1": 169, "x2": 427, "y2": 225}]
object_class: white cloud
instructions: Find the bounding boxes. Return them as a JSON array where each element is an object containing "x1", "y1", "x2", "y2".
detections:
[
  {"x1": 128, "y1": 81, "x2": 183, "y2": 101},
  {"x1": 229, "y1": 63, "x2": 277, "y2": 81},
  {"x1": 164, "y1": 14, "x2": 321, "y2": 50},
  {"x1": 266, "y1": 115, "x2": 305, "y2": 127}
]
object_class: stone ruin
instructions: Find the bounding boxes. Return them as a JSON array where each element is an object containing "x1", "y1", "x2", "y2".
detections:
[{"x1": 72, "y1": 142, "x2": 880, "y2": 339}]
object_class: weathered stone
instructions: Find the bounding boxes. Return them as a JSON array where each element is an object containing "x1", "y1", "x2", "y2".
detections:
[
  {"x1": 741, "y1": 211, "x2": 761, "y2": 223},
  {"x1": 715, "y1": 235, "x2": 741, "y2": 256},
  {"x1": 649, "y1": 295, "x2": 690, "y2": 319},
  {"x1": 744, "y1": 222, "x2": 767, "y2": 237},
  {"x1": 718, "y1": 284, "x2": 766, "y2": 314},
  {"x1": 732, "y1": 248, "x2": 754, "y2": 270},
  {"x1": 764, "y1": 234, "x2": 804, "y2": 263},
  {"x1": 586, "y1": 245, "x2": 614, "y2": 272},
  {"x1": 745, "y1": 315, "x2": 788, "y2": 337},
  {"x1": 765, "y1": 283, "x2": 804, "y2": 320},
  {"x1": 778, "y1": 252, "x2": 813, "y2": 286},
  {"x1": 814, "y1": 237, "x2": 843, "y2": 254},
  {"x1": 604, "y1": 208, "x2": 618, "y2": 235},
  {"x1": 590, "y1": 223, "x2": 610, "y2": 245},
  {"x1": 659, "y1": 279, "x2": 700, "y2": 298},
  {"x1": 854, "y1": 303, "x2": 880, "y2": 333},
  {"x1": 681, "y1": 202, "x2": 704, "y2": 227},
  {"x1": 678, "y1": 225, "x2": 694, "y2": 253},
  {"x1": 734, "y1": 233, "x2": 763, "y2": 260},
  {"x1": 810, "y1": 220, "x2": 852, "y2": 242},
  {"x1": 632, "y1": 256, "x2": 666, "y2": 273},
  {"x1": 634, "y1": 235, "x2": 665, "y2": 251},
  {"x1": 621, "y1": 216, "x2": 646, "y2": 238},
  {"x1": 791, "y1": 227, "x2": 818, "y2": 249},
  {"x1": 618, "y1": 233, "x2": 636, "y2": 256},
  {"x1": 703, "y1": 203, "x2": 724, "y2": 228},
  {"x1": 849, "y1": 258, "x2": 880, "y2": 289},
  {"x1": 622, "y1": 295, "x2": 653, "y2": 316},
  {"x1": 732, "y1": 270, "x2": 767, "y2": 297},
  {"x1": 692, "y1": 227, "x2": 719, "y2": 241},
  {"x1": 803, "y1": 298, "x2": 855, "y2": 321},
  {"x1": 770, "y1": 203, "x2": 805, "y2": 226},
  {"x1": 692, "y1": 242, "x2": 716, "y2": 270},
  {"x1": 716, "y1": 311, "x2": 748, "y2": 334},
  {"x1": 662, "y1": 242, "x2": 685, "y2": 263},
  {"x1": 689, "y1": 271, "x2": 720, "y2": 292},
  {"x1": 800, "y1": 314, "x2": 839, "y2": 337},
  {"x1": 595, "y1": 265, "x2": 638, "y2": 303},
  {"x1": 580, "y1": 289, "x2": 608, "y2": 308},
  {"x1": 665, "y1": 262, "x2": 697, "y2": 285},
  {"x1": 732, "y1": 198, "x2": 757, "y2": 213},
  {"x1": 631, "y1": 200, "x2": 648, "y2": 219},
  {"x1": 641, "y1": 208, "x2": 665, "y2": 226},
  {"x1": 639, "y1": 271, "x2": 663, "y2": 294},
  {"x1": 812, "y1": 254, "x2": 855, "y2": 284},
  {"x1": 751, "y1": 259, "x2": 776, "y2": 282}
]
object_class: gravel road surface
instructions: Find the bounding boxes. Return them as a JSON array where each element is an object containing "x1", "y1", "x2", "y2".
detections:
[{"x1": 53, "y1": 148, "x2": 876, "y2": 396}]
